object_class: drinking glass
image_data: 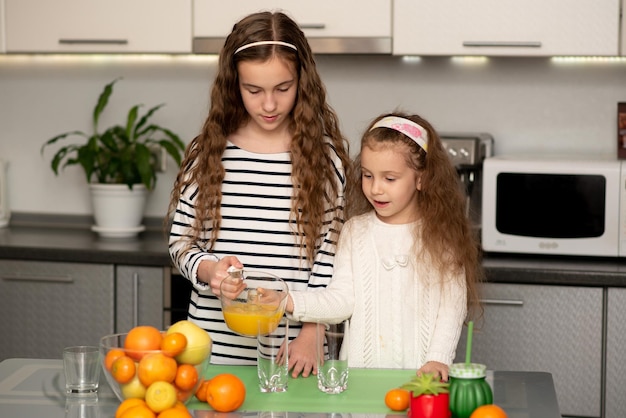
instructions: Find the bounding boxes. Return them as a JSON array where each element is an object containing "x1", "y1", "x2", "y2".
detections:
[{"x1": 317, "y1": 319, "x2": 349, "y2": 394}]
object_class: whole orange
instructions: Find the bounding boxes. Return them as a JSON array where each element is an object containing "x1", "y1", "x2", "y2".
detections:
[
  {"x1": 156, "y1": 406, "x2": 192, "y2": 418},
  {"x1": 111, "y1": 355, "x2": 136, "y2": 384},
  {"x1": 138, "y1": 352, "x2": 177, "y2": 387},
  {"x1": 118, "y1": 404, "x2": 156, "y2": 418},
  {"x1": 470, "y1": 404, "x2": 508, "y2": 418},
  {"x1": 125, "y1": 326, "x2": 163, "y2": 361},
  {"x1": 115, "y1": 398, "x2": 147, "y2": 418},
  {"x1": 206, "y1": 374, "x2": 246, "y2": 412},
  {"x1": 384, "y1": 388, "x2": 411, "y2": 411}
]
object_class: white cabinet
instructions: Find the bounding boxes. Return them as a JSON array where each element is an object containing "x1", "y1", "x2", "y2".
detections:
[
  {"x1": 192, "y1": 0, "x2": 391, "y2": 54},
  {"x1": 394, "y1": 0, "x2": 620, "y2": 56},
  {"x1": 5, "y1": 0, "x2": 192, "y2": 53},
  {"x1": 115, "y1": 266, "x2": 165, "y2": 333},
  {"x1": 606, "y1": 287, "x2": 626, "y2": 418},
  {"x1": 455, "y1": 283, "x2": 603, "y2": 417},
  {"x1": 0, "y1": 260, "x2": 115, "y2": 360}
]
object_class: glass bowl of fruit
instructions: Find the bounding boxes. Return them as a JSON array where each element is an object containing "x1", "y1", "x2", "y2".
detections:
[
  {"x1": 99, "y1": 321, "x2": 211, "y2": 410},
  {"x1": 219, "y1": 269, "x2": 289, "y2": 337}
]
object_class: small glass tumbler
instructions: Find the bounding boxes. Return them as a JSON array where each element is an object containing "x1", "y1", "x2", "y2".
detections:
[
  {"x1": 63, "y1": 346, "x2": 101, "y2": 396},
  {"x1": 257, "y1": 318, "x2": 289, "y2": 392},
  {"x1": 317, "y1": 319, "x2": 349, "y2": 394},
  {"x1": 448, "y1": 363, "x2": 493, "y2": 418}
]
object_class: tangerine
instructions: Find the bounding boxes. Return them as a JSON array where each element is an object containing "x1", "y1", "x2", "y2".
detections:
[
  {"x1": 111, "y1": 355, "x2": 137, "y2": 384},
  {"x1": 175, "y1": 364, "x2": 199, "y2": 391},
  {"x1": 105, "y1": 348, "x2": 126, "y2": 371},
  {"x1": 384, "y1": 388, "x2": 411, "y2": 411},
  {"x1": 470, "y1": 404, "x2": 508, "y2": 418},
  {"x1": 161, "y1": 332, "x2": 187, "y2": 357},
  {"x1": 138, "y1": 352, "x2": 178, "y2": 387},
  {"x1": 194, "y1": 379, "x2": 210, "y2": 403},
  {"x1": 206, "y1": 373, "x2": 246, "y2": 412},
  {"x1": 118, "y1": 404, "x2": 156, "y2": 418},
  {"x1": 125, "y1": 326, "x2": 163, "y2": 360},
  {"x1": 116, "y1": 398, "x2": 148, "y2": 418}
]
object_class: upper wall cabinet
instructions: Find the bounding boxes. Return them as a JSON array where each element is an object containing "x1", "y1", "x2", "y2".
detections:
[
  {"x1": 192, "y1": 1, "x2": 392, "y2": 54},
  {"x1": 4, "y1": 0, "x2": 192, "y2": 54},
  {"x1": 393, "y1": 0, "x2": 620, "y2": 56}
]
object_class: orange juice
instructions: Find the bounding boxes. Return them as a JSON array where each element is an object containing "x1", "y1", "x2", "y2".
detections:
[{"x1": 223, "y1": 303, "x2": 283, "y2": 336}]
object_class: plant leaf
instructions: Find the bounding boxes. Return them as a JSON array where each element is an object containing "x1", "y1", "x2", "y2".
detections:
[
  {"x1": 135, "y1": 103, "x2": 165, "y2": 134},
  {"x1": 93, "y1": 78, "x2": 121, "y2": 133},
  {"x1": 125, "y1": 105, "x2": 140, "y2": 142}
]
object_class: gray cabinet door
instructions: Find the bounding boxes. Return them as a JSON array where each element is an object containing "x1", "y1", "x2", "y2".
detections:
[
  {"x1": 606, "y1": 287, "x2": 626, "y2": 418},
  {"x1": 115, "y1": 266, "x2": 164, "y2": 332},
  {"x1": 455, "y1": 283, "x2": 603, "y2": 418},
  {"x1": 0, "y1": 260, "x2": 114, "y2": 360}
]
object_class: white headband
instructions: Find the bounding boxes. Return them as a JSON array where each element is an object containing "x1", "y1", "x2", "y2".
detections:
[
  {"x1": 234, "y1": 41, "x2": 298, "y2": 55},
  {"x1": 369, "y1": 116, "x2": 428, "y2": 152}
]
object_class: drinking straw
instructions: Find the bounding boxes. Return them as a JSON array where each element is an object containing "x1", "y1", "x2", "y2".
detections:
[{"x1": 465, "y1": 321, "x2": 474, "y2": 364}]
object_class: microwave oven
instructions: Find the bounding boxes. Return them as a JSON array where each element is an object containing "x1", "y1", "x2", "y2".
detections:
[{"x1": 481, "y1": 155, "x2": 626, "y2": 258}]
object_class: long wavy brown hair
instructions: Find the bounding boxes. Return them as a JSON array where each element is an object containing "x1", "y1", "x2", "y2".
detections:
[
  {"x1": 168, "y1": 11, "x2": 350, "y2": 264},
  {"x1": 348, "y1": 112, "x2": 483, "y2": 320}
]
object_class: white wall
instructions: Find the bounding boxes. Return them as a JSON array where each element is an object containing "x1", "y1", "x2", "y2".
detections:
[{"x1": 1, "y1": 54, "x2": 625, "y2": 218}]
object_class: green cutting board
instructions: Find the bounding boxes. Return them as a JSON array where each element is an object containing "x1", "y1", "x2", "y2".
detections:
[{"x1": 187, "y1": 365, "x2": 414, "y2": 414}]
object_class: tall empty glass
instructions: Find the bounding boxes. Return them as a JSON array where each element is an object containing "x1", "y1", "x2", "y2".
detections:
[
  {"x1": 317, "y1": 319, "x2": 349, "y2": 394},
  {"x1": 257, "y1": 318, "x2": 289, "y2": 392}
]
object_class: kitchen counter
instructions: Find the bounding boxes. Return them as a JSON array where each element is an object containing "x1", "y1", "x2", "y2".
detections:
[
  {"x1": 3, "y1": 217, "x2": 626, "y2": 286},
  {"x1": 0, "y1": 358, "x2": 561, "y2": 418},
  {"x1": 0, "y1": 216, "x2": 171, "y2": 267}
]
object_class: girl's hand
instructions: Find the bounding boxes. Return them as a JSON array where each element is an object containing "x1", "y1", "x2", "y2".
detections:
[
  {"x1": 284, "y1": 322, "x2": 323, "y2": 378},
  {"x1": 197, "y1": 256, "x2": 243, "y2": 297},
  {"x1": 417, "y1": 361, "x2": 450, "y2": 382}
]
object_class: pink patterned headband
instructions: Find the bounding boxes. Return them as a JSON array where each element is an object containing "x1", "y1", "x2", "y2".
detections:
[
  {"x1": 369, "y1": 116, "x2": 428, "y2": 152},
  {"x1": 234, "y1": 41, "x2": 297, "y2": 55}
]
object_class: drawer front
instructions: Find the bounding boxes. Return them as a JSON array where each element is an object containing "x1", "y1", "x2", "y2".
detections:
[
  {"x1": 455, "y1": 283, "x2": 603, "y2": 417},
  {"x1": 0, "y1": 260, "x2": 114, "y2": 360}
]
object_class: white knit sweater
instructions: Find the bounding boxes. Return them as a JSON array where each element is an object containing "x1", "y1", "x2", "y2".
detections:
[{"x1": 290, "y1": 211, "x2": 467, "y2": 369}]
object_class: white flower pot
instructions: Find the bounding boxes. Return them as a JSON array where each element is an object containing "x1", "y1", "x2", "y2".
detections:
[{"x1": 89, "y1": 183, "x2": 148, "y2": 238}]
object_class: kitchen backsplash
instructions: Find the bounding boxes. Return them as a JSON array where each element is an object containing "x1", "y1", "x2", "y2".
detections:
[{"x1": 1, "y1": 55, "x2": 625, "y2": 218}]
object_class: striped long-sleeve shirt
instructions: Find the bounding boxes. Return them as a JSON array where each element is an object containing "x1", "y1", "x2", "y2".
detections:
[{"x1": 169, "y1": 141, "x2": 346, "y2": 364}]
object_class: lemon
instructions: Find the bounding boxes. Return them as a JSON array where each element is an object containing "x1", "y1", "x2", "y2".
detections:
[
  {"x1": 120, "y1": 374, "x2": 147, "y2": 400},
  {"x1": 145, "y1": 381, "x2": 177, "y2": 413}
]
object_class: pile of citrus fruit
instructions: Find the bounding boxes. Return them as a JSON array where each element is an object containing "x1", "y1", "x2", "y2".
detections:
[{"x1": 103, "y1": 320, "x2": 212, "y2": 418}]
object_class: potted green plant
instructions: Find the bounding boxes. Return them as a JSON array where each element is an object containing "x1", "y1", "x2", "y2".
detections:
[
  {"x1": 41, "y1": 78, "x2": 186, "y2": 238},
  {"x1": 401, "y1": 373, "x2": 450, "y2": 418}
]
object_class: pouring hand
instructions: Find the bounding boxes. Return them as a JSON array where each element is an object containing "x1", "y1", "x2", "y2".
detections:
[{"x1": 197, "y1": 256, "x2": 243, "y2": 297}]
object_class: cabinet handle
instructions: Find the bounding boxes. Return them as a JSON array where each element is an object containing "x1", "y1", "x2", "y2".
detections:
[
  {"x1": 133, "y1": 272, "x2": 139, "y2": 328},
  {"x1": 299, "y1": 23, "x2": 326, "y2": 30},
  {"x1": 462, "y1": 41, "x2": 541, "y2": 48},
  {"x1": 480, "y1": 298, "x2": 524, "y2": 306},
  {"x1": 2, "y1": 275, "x2": 73, "y2": 283},
  {"x1": 58, "y1": 39, "x2": 129, "y2": 45}
]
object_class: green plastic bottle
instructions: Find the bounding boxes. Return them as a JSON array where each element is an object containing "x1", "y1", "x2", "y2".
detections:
[{"x1": 448, "y1": 363, "x2": 493, "y2": 418}]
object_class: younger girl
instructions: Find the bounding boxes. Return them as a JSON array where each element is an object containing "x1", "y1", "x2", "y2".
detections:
[
  {"x1": 287, "y1": 112, "x2": 482, "y2": 381},
  {"x1": 168, "y1": 11, "x2": 351, "y2": 378}
]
